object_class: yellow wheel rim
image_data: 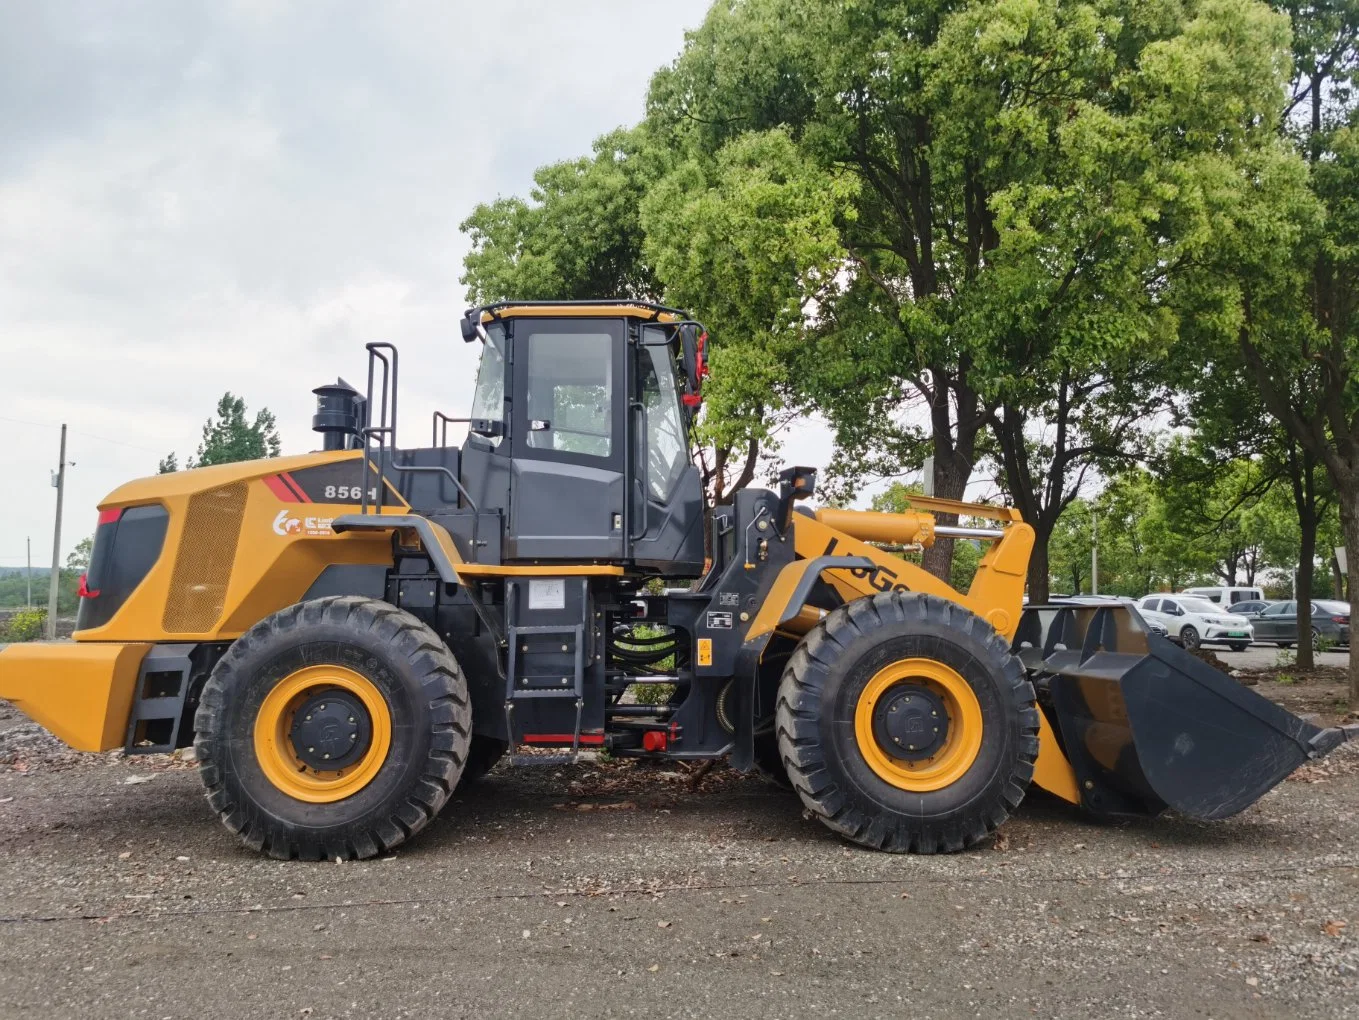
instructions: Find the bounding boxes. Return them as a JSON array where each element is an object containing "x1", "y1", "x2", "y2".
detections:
[
  {"x1": 252, "y1": 664, "x2": 392, "y2": 804},
  {"x1": 853, "y1": 658, "x2": 983, "y2": 792}
]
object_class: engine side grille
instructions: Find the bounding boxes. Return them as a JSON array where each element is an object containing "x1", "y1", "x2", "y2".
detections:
[{"x1": 162, "y1": 482, "x2": 248, "y2": 633}]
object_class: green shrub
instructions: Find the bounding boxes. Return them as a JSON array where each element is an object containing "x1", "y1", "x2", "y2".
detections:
[
  {"x1": 632, "y1": 682, "x2": 676, "y2": 706},
  {"x1": 2, "y1": 609, "x2": 48, "y2": 642}
]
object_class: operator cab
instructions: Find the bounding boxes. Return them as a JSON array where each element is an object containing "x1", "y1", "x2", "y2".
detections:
[{"x1": 461, "y1": 303, "x2": 705, "y2": 574}]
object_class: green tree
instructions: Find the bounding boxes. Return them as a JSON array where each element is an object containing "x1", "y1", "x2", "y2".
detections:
[
  {"x1": 639, "y1": 127, "x2": 855, "y2": 495},
  {"x1": 165, "y1": 393, "x2": 282, "y2": 469},
  {"x1": 158, "y1": 452, "x2": 178, "y2": 474},
  {"x1": 459, "y1": 126, "x2": 772, "y2": 507},
  {"x1": 1048, "y1": 500, "x2": 1093, "y2": 596},
  {"x1": 1174, "y1": 1, "x2": 1359, "y2": 702},
  {"x1": 65, "y1": 536, "x2": 92, "y2": 572},
  {"x1": 461, "y1": 128, "x2": 661, "y2": 304},
  {"x1": 648, "y1": 0, "x2": 1295, "y2": 598}
]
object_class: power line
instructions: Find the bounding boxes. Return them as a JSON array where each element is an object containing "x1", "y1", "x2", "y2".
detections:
[{"x1": 0, "y1": 413, "x2": 163, "y2": 455}]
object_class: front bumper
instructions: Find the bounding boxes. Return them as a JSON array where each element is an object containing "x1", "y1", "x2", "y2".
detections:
[
  {"x1": 0, "y1": 642, "x2": 149, "y2": 751},
  {"x1": 1204, "y1": 626, "x2": 1253, "y2": 643}
]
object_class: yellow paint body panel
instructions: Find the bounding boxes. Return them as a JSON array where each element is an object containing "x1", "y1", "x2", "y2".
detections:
[
  {"x1": 0, "y1": 642, "x2": 149, "y2": 751},
  {"x1": 813, "y1": 507, "x2": 934, "y2": 546},
  {"x1": 750, "y1": 505, "x2": 1079, "y2": 804},
  {"x1": 78, "y1": 450, "x2": 403, "y2": 644},
  {"x1": 1033, "y1": 711, "x2": 1081, "y2": 804},
  {"x1": 482, "y1": 304, "x2": 678, "y2": 323},
  {"x1": 766, "y1": 513, "x2": 1034, "y2": 642}
]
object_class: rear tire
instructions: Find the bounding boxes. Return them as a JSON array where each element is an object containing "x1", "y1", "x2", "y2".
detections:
[
  {"x1": 1229, "y1": 642, "x2": 1249, "y2": 653},
  {"x1": 195, "y1": 596, "x2": 471, "y2": 860},
  {"x1": 1180, "y1": 626, "x2": 1201, "y2": 651},
  {"x1": 1277, "y1": 642, "x2": 1293, "y2": 649},
  {"x1": 776, "y1": 592, "x2": 1038, "y2": 853}
]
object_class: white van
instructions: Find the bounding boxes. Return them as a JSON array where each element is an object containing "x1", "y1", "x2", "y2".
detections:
[{"x1": 1179, "y1": 586, "x2": 1265, "y2": 607}]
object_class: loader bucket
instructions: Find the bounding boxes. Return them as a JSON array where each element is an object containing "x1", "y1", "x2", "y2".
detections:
[{"x1": 1014, "y1": 602, "x2": 1355, "y2": 821}]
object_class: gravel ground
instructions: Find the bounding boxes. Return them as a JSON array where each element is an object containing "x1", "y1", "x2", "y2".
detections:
[{"x1": 2, "y1": 699, "x2": 1359, "y2": 1020}]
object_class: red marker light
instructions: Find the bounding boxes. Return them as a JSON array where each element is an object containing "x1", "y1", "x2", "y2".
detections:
[
  {"x1": 97, "y1": 507, "x2": 122, "y2": 526},
  {"x1": 642, "y1": 731, "x2": 668, "y2": 753},
  {"x1": 77, "y1": 574, "x2": 100, "y2": 599}
]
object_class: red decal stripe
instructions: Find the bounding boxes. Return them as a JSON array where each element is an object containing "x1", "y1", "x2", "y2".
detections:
[
  {"x1": 97, "y1": 507, "x2": 123, "y2": 525},
  {"x1": 262, "y1": 475, "x2": 298, "y2": 502},
  {"x1": 280, "y1": 472, "x2": 312, "y2": 503},
  {"x1": 522, "y1": 733, "x2": 605, "y2": 745}
]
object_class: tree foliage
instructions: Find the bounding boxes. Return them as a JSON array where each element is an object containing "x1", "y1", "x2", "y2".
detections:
[
  {"x1": 161, "y1": 393, "x2": 282, "y2": 471},
  {"x1": 452, "y1": 0, "x2": 1357, "y2": 701},
  {"x1": 645, "y1": 0, "x2": 1297, "y2": 595}
]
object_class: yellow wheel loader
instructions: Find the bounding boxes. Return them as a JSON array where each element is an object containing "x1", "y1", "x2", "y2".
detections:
[{"x1": 2, "y1": 301, "x2": 1353, "y2": 860}]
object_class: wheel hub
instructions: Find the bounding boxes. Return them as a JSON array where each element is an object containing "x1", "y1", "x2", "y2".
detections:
[
  {"x1": 288, "y1": 689, "x2": 372, "y2": 771},
  {"x1": 872, "y1": 683, "x2": 949, "y2": 762}
]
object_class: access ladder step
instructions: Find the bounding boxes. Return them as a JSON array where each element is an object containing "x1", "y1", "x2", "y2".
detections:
[{"x1": 509, "y1": 753, "x2": 579, "y2": 767}]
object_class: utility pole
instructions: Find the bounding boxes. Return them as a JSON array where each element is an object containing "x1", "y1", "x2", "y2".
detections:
[
  {"x1": 26, "y1": 537, "x2": 32, "y2": 608},
  {"x1": 1091, "y1": 511, "x2": 1099, "y2": 596},
  {"x1": 46, "y1": 424, "x2": 68, "y2": 640}
]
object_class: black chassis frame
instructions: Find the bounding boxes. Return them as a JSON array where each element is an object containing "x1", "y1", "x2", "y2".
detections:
[{"x1": 287, "y1": 484, "x2": 847, "y2": 770}]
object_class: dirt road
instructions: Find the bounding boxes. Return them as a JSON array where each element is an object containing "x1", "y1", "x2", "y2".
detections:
[{"x1": 2, "y1": 700, "x2": 1358, "y2": 1020}]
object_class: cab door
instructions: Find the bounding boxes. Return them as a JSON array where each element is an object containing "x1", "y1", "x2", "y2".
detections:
[{"x1": 507, "y1": 318, "x2": 627, "y2": 561}]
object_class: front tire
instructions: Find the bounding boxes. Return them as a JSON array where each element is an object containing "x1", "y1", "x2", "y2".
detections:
[
  {"x1": 1229, "y1": 642, "x2": 1249, "y2": 653},
  {"x1": 776, "y1": 593, "x2": 1038, "y2": 853},
  {"x1": 1180, "y1": 626, "x2": 1201, "y2": 651},
  {"x1": 194, "y1": 596, "x2": 471, "y2": 860}
]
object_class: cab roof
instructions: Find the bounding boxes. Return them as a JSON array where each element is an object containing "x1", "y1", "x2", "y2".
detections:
[{"x1": 471, "y1": 299, "x2": 687, "y2": 325}]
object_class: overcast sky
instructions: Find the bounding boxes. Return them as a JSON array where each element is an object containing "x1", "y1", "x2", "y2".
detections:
[{"x1": 7, "y1": 0, "x2": 818, "y2": 569}]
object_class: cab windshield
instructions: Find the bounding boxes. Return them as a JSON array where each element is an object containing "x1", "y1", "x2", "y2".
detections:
[
  {"x1": 468, "y1": 324, "x2": 507, "y2": 446},
  {"x1": 639, "y1": 327, "x2": 688, "y2": 500}
]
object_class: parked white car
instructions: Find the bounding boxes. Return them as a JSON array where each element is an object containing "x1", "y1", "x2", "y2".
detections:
[
  {"x1": 1179, "y1": 586, "x2": 1265, "y2": 608},
  {"x1": 1136, "y1": 595, "x2": 1255, "y2": 651}
]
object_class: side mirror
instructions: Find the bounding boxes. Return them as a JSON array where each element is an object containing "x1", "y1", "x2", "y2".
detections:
[
  {"x1": 776, "y1": 466, "x2": 816, "y2": 531},
  {"x1": 678, "y1": 322, "x2": 709, "y2": 418},
  {"x1": 460, "y1": 311, "x2": 490, "y2": 344}
]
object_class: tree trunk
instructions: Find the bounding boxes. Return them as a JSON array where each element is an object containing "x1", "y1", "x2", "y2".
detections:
[
  {"x1": 1027, "y1": 522, "x2": 1053, "y2": 603},
  {"x1": 1332, "y1": 553, "x2": 1345, "y2": 600},
  {"x1": 920, "y1": 443, "x2": 969, "y2": 583},
  {"x1": 1343, "y1": 497, "x2": 1359, "y2": 712},
  {"x1": 1296, "y1": 518, "x2": 1317, "y2": 670}
]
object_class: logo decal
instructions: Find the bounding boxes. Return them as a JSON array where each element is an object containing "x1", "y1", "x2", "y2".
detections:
[{"x1": 273, "y1": 510, "x2": 333, "y2": 537}]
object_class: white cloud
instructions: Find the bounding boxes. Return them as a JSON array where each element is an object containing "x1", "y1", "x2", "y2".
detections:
[{"x1": 0, "y1": 0, "x2": 714, "y2": 568}]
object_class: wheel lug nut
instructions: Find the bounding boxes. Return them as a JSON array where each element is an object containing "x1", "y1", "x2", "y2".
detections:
[
  {"x1": 305, "y1": 715, "x2": 312, "y2": 722},
  {"x1": 323, "y1": 753, "x2": 331, "y2": 759},
  {"x1": 348, "y1": 717, "x2": 355, "y2": 724},
  {"x1": 308, "y1": 747, "x2": 315, "y2": 753}
]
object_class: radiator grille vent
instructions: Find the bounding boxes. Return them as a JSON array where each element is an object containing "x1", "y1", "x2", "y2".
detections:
[{"x1": 162, "y1": 482, "x2": 248, "y2": 633}]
